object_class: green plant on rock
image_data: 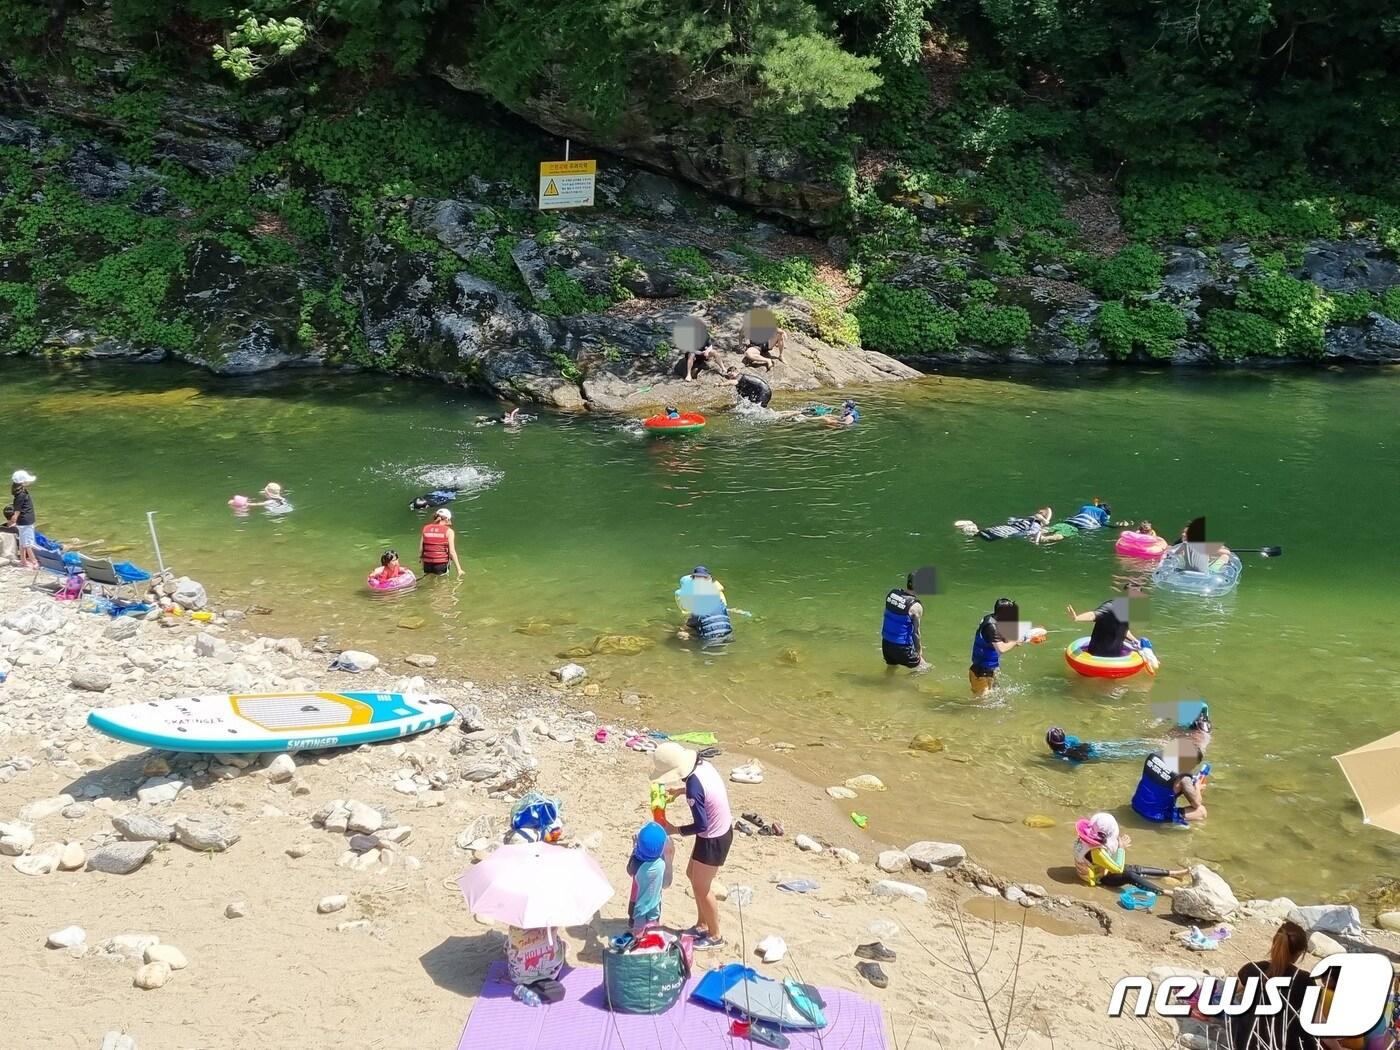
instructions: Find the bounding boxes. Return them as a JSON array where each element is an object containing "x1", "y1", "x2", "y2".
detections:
[
  {"x1": 1201, "y1": 309, "x2": 1281, "y2": 361},
  {"x1": 1095, "y1": 301, "x2": 1187, "y2": 359},
  {"x1": 851, "y1": 282, "x2": 957, "y2": 355},
  {"x1": 1236, "y1": 273, "x2": 1331, "y2": 356},
  {"x1": 967, "y1": 278, "x2": 997, "y2": 302},
  {"x1": 1331, "y1": 290, "x2": 1378, "y2": 325},
  {"x1": 213, "y1": 15, "x2": 309, "y2": 81},
  {"x1": 957, "y1": 302, "x2": 1031, "y2": 347},
  {"x1": 1088, "y1": 244, "x2": 1163, "y2": 300},
  {"x1": 536, "y1": 267, "x2": 610, "y2": 316},
  {"x1": 547, "y1": 350, "x2": 582, "y2": 382}
]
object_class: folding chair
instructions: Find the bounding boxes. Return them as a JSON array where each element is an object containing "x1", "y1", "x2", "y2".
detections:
[{"x1": 30, "y1": 546, "x2": 77, "y2": 590}]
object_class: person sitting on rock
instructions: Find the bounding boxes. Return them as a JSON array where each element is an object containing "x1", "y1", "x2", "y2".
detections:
[
  {"x1": 683, "y1": 336, "x2": 719, "y2": 382},
  {"x1": 741, "y1": 327, "x2": 785, "y2": 370}
]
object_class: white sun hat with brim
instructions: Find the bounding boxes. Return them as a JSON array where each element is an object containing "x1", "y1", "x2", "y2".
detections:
[
  {"x1": 651, "y1": 741, "x2": 699, "y2": 785},
  {"x1": 11, "y1": 470, "x2": 36, "y2": 485}
]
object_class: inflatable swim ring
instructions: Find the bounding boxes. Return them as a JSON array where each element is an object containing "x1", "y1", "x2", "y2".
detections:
[
  {"x1": 1151, "y1": 549, "x2": 1243, "y2": 597},
  {"x1": 368, "y1": 568, "x2": 417, "y2": 592},
  {"x1": 643, "y1": 412, "x2": 706, "y2": 434},
  {"x1": 1064, "y1": 637, "x2": 1148, "y2": 679},
  {"x1": 1115, "y1": 530, "x2": 1168, "y2": 560}
]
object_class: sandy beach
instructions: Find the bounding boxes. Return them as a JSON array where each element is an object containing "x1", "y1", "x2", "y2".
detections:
[{"x1": 1, "y1": 550, "x2": 1395, "y2": 1050}]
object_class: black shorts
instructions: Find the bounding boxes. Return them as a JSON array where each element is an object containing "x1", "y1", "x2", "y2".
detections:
[
  {"x1": 970, "y1": 665, "x2": 997, "y2": 680},
  {"x1": 691, "y1": 828, "x2": 734, "y2": 868},
  {"x1": 882, "y1": 641, "x2": 921, "y2": 668},
  {"x1": 422, "y1": 562, "x2": 449, "y2": 575}
]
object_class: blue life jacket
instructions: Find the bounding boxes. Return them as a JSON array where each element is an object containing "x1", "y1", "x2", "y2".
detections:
[
  {"x1": 692, "y1": 608, "x2": 732, "y2": 641},
  {"x1": 881, "y1": 589, "x2": 918, "y2": 646},
  {"x1": 1065, "y1": 505, "x2": 1110, "y2": 530},
  {"x1": 1131, "y1": 753, "x2": 1183, "y2": 823},
  {"x1": 970, "y1": 614, "x2": 1002, "y2": 670}
]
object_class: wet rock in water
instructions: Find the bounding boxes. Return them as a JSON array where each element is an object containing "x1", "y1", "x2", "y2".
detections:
[
  {"x1": 405, "y1": 653, "x2": 438, "y2": 668},
  {"x1": 318, "y1": 895, "x2": 349, "y2": 914},
  {"x1": 590, "y1": 634, "x2": 653, "y2": 656},
  {"x1": 21, "y1": 794, "x2": 75, "y2": 821},
  {"x1": 795, "y1": 835, "x2": 822, "y2": 853},
  {"x1": 550, "y1": 663, "x2": 587, "y2": 684},
  {"x1": 906, "y1": 841, "x2": 966, "y2": 871},
  {"x1": 225, "y1": 901, "x2": 249, "y2": 918},
  {"x1": 1022, "y1": 815, "x2": 1056, "y2": 828},
  {"x1": 0, "y1": 821, "x2": 36, "y2": 856},
  {"x1": 264, "y1": 753, "x2": 296, "y2": 783},
  {"x1": 174, "y1": 815, "x2": 240, "y2": 852},
  {"x1": 70, "y1": 667, "x2": 113, "y2": 692},
  {"x1": 909, "y1": 734, "x2": 944, "y2": 754},
  {"x1": 514, "y1": 620, "x2": 553, "y2": 636},
  {"x1": 825, "y1": 786, "x2": 857, "y2": 800},
  {"x1": 1378, "y1": 912, "x2": 1400, "y2": 933},
  {"x1": 779, "y1": 648, "x2": 801, "y2": 665},
  {"x1": 14, "y1": 853, "x2": 57, "y2": 876},
  {"x1": 555, "y1": 646, "x2": 594, "y2": 660},
  {"x1": 345, "y1": 801, "x2": 383, "y2": 835},
  {"x1": 872, "y1": 880, "x2": 928, "y2": 904},
  {"x1": 144, "y1": 943, "x2": 188, "y2": 970},
  {"x1": 133, "y1": 960, "x2": 171, "y2": 990},
  {"x1": 87, "y1": 840, "x2": 158, "y2": 875},
  {"x1": 47, "y1": 925, "x2": 86, "y2": 949},
  {"x1": 398, "y1": 617, "x2": 426, "y2": 631},
  {"x1": 973, "y1": 811, "x2": 1015, "y2": 824},
  {"x1": 137, "y1": 777, "x2": 184, "y2": 805},
  {"x1": 844, "y1": 774, "x2": 885, "y2": 792},
  {"x1": 112, "y1": 813, "x2": 176, "y2": 843},
  {"x1": 1172, "y1": 865, "x2": 1240, "y2": 923},
  {"x1": 876, "y1": 850, "x2": 911, "y2": 874}
]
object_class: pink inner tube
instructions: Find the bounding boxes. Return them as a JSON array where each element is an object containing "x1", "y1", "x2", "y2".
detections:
[
  {"x1": 1115, "y1": 530, "x2": 1168, "y2": 559},
  {"x1": 368, "y1": 568, "x2": 417, "y2": 591}
]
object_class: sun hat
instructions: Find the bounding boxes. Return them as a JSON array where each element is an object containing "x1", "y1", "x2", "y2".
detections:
[
  {"x1": 651, "y1": 741, "x2": 699, "y2": 785},
  {"x1": 634, "y1": 821, "x2": 668, "y2": 862},
  {"x1": 435, "y1": 507, "x2": 453, "y2": 521},
  {"x1": 1076, "y1": 812, "x2": 1120, "y2": 852},
  {"x1": 691, "y1": 565, "x2": 711, "y2": 578},
  {"x1": 262, "y1": 482, "x2": 282, "y2": 497},
  {"x1": 11, "y1": 470, "x2": 36, "y2": 485}
]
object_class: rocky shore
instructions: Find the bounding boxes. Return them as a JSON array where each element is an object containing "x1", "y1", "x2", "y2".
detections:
[{"x1": 2, "y1": 550, "x2": 1397, "y2": 1049}]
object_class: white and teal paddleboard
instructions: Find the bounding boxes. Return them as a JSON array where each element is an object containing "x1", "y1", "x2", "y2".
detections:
[{"x1": 87, "y1": 691, "x2": 456, "y2": 753}]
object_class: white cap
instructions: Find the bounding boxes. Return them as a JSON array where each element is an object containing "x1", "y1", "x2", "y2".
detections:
[
  {"x1": 11, "y1": 470, "x2": 35, "y2": 485},
  {"x1": 436, "y1": 508, "x2": 452, "y2": 521}
]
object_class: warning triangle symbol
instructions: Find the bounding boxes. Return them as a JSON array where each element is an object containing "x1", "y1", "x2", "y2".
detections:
[{"x1": 544, "y1": 179, "x2": 560, "y2": 197}]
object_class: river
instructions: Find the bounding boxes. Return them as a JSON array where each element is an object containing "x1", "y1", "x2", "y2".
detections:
[{"x1": 8, "y1": 357, "x2": 1399, "y2": 905}]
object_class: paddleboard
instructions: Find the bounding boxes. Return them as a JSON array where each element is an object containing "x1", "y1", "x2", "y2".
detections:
[{"x1": 87, "y1": 691, "x2": 456, "y2": 753}]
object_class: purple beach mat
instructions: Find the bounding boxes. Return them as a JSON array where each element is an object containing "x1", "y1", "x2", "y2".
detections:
[{"x1": 457, "y1": 961, "x2": 890, "y2": 1050}]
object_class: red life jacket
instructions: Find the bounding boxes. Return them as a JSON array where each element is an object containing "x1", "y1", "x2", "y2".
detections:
[{"x1": 421, "y1": 522, "x2": 450, "y2": 565}]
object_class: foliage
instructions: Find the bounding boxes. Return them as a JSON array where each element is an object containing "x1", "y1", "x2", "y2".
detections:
[
  {"x1": 1201, "y1": 309, "x2": 1281, "y2": 361},
  {"x1": 1331, "y1": 291, "x2": 1378, "y2": 325},
  {"x1": 957, "y1": 302, "x2": 1030, "y2": 346},
  {"x1": 213, "y1": 15, "x2": 308, "y2": 81},
  {"x1": 535, "y1": 268, "x2": 611, "y2": 316},
  {"x1": 852, "y1": 282, "x2": 958, "y2": 354},
  {"x1": 1087, "y1": 244, "x2": 1162, "y2": 300},
  {"x1": 1236, "y1": 273, "x2": 1332, "y2": 356},
  {"x1": 1095, "y1": 301, "x2": 1187, "y2": 359},
  {"x1": 967, "y1": 278, "x2": 996, "y2": 302}
]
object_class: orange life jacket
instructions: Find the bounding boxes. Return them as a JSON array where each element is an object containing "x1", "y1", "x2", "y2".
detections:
[{"x1": 421, "y1": 522, "x2": 450, "y2": 565}]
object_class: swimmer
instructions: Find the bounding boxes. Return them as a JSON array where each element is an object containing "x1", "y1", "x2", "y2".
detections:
[
  {"x1": 665, "y1": 405, "x2": 681, "y2": 420},
  {"x1": 409, "y1": 490, "x2": 458, "y2": 512},
  {"x1": 836, "y1": 399, "x2": 859, "y2": 426},
  {"x1": 420, "y1": 507, "x2": 464, "y2": 577},
  {"x1": 1046, "y1": 727, "x2": 1156, "y2": 764},
  {"x1": 1067, "y1": 592, "x2": 1140, "y2": 658},
  {"x1": 956, "y1": 506, "x2": 1054, "y2": 541},
  {"x1": 722, "y1": 367, "x2": 772, "y2": 408},
  {"x1": 1168, "y1": 519, "x2": 1233, "y2": 574},
  {"x1": 369, "y1": 549, "x2": 411, "y2": 585},
  {"x1": 968, "y1": 597, "x2": 1027, "y2": 695},
  {"x1": 246, "y1": 483, "x2": 291, "y2": 513}
]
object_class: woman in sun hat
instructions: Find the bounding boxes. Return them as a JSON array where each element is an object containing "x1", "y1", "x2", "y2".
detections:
[
  {"x1": 652, "y1": 741, "x2": 732, "y2": 950},
  {"x1": 7, "y1": 470, "x2": 38, "y2": 570},
  {"x1": 1073, "y1": 811, "x2": 1187, "y2": 895}
]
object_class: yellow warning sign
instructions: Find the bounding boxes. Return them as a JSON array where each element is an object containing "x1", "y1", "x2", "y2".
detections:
[{"x1": 538, "y1": 159, "x2": 595, "y2": 210}]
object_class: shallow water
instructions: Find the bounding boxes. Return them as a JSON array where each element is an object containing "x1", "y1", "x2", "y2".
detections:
[{"x1": 9, "y1": 358, "x2": 1399, "y2": 903}]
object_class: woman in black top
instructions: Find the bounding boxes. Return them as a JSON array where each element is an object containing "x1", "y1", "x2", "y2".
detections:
[{"x1": 1229, "y1": 921, "x2": 1340, "y2": 1050}]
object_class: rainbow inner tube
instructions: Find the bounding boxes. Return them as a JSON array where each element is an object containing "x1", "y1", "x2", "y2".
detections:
[
  {"x1": 643, "y1": 412, "x2": 706, "y2": 434},
  {"x1": 1151, "y1": 549, "x2": 1243, "y2": 597},
  {"x1": 367, "y1": 568, "x2": 417, "y2": 592},
  {"x1": 1115, "y1": 530, "x2": 1169, "y2": 560},
  {"x1": 1065, "y1": 637, "x2": 1148, "y2": 679}
]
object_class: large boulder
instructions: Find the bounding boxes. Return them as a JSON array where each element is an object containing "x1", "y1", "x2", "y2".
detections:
[
  {"x1": 176, "y1": 242, "x2": 311, "y2": 375},
  {"x1": 1287, "y1": 904, "x2": 1363, "y2": 937},
  {"x1": 1171, "y1": 865, "x2": 1239, "y2": 923},
  {"x1": 905, "y1": 841, "x2": 967, "y2": 871}
]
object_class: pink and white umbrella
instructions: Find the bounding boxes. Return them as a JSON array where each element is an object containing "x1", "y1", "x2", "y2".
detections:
[{"x1": 456, "y1": 842, "x2": 614, "y2": 928}]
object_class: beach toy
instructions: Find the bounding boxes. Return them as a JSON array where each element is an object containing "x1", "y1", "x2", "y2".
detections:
[
  {"x1": 649, "y1": 782, "x2": 669, "y2": 823},
  {"x1": 643, "y1": 411, "x2": 706, "y2": 434},
  {"x1": 1152, "y1": 549, "x2": 1243, "y2": 596},
  {"x1": 1064, "y1": 637, "x2": 1149, "y2": 679},
  {"x1": 1140, "y1": 638, "x2": 1160, "y2": 675},
  {"x1": 1115, "y1": 530, "x2": 1168, "y2": 559},
  {"x1": 228, "y1": 495, "x2": 248, "y2": 510},
  {"x1": 1020, "y1": 626, "x2": 1048, "y2": 644},
  {"x1": 850, "y1": 812, "x2": 868, "y2": 828},
  {"x1": 367, "y1": 567, "x2": 417, "y2": 592},
  {"x1": 1118, "y1": 886, "x2": 1157, "y2": 910},
  {"x1": 190, "y1": 611, "x2": 213, "y2": 622}
]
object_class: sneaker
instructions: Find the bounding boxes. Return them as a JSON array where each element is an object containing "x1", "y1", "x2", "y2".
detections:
[
  {"x1": 855, "y1": 942, "x2": 896, "y2": 962},
  {"x1": 857, "y1": 961, "x2": 889, "y2": 989},
  {"x1": 692, "y1": 935, "x2": 726, "y2": 951}
]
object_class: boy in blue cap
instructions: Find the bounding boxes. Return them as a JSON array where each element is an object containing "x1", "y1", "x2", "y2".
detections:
[{"x1": 628, "y1": 821, "x2": 671, "y2": 933}]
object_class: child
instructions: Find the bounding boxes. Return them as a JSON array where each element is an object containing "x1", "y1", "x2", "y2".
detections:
[
  {"x1": 665, "y1": 406, "x2": 681, "y2": 420},
  {"x1": 247, "y1": 483, "x2": 291, "y2": 512},
  {"x1": 627, "y1": 821, "x2": 670, "y2": 933},
  {"x1": 369, "y1": 549, "x2": 409, "y2": 584}
]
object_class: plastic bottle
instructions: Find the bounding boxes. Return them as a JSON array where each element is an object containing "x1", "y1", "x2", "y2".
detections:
[{"x1": 513, "y1": 984, "x2": 542, "y2": 1007}]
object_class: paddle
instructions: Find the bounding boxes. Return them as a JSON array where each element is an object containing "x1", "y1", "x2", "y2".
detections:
[{"x1": 1231, "y1": 546, "x2": 1283, "y2": 557}]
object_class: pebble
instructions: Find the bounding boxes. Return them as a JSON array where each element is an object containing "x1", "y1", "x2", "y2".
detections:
[
  {"x1": 379, "y1": 825, "x2": 413, "y2": 844},
  {"x1": 87, "y1": 840, "x2": 159, "y2": 875},
  {"x1": 909, "y1": 733, "x2": 944, "y2": 753},
  {"x1": 20, "y1": 794, "x2": 75, "y2": 821},
  {"x1": 876, "y1": 850, "x2": 911, "y2": 874},
  {"x1": 61, "y1": 802, "x2": 90, "y2": 819},
  {"x1": 794, "y1": 834, "x2": 822, "y2": 853},
  {"x1": 286, "y1": 843, "x2": 315, "y2": 859},
  {"x1": 906, "y1": 841, "x2": 967, "y2": 871},
  {"x1": 133, "y1": 961, "x2": 172, "y2": 990},
  {"x1": 14, "y1": 852, "x2": 57, "y2": 875},
  {"x1": 136, "y1": 777, "x2": 184, "y2": 805},
  {"x1": 337, "y1": 920, "x2": 372, "y2": 933},
  {"x1": 844, "y1": 774, "x2": 885, "y2": 792},
  {"x1": 1022, "y1": 815, "x2": 1057, "y2": 829},
  {"x1": 1003, "y1": 885, "x2": 1028, "y2": 905},
  {"x1": 58, "y1": 841, "x2": 86, "y2": 870},
  {"x1": 1308, "y1": 931, "x2": 1345, "y2": 958},
  {"x1": 550, "y1": 663, "x2": 587, "y2": 684},
  {"x1": 265, "y1": 753, "x2": 296, "y2": 783},
  {"x1": 70, "y1": 667, "x2": 113, "y2": 692},
  {"x1": 405, "y1": 654, "x2": 438, "y2": 668},
  {"x1": 112, "y1": 813, "x2": 176, "y2": 842},
  {"x1": 46, "y1": 926, "x2": 87, "y2": 949},
  {"x1": 976, "y1": 884, "x2": 1000, "y2": 896},
  {"x1": 101, "y1": 1032, "x2": 138, "y2": 1050},
  {"x1": 318, "y1": 895, "x2": 349, "y2": 914},
  {"x1": 868, "y1": 919, "x2": 899, "y2": 941},
  {"x1": 872, "y1": 880, "x2": 928, "y2": 904},
  {"x1": 0, "y1": 820, "x2": 35, "y2": 856},
  {"x1": 144, "y1": 944, "x2": 188, "y2": 970},
  {"x1": 1021, "y1": 883, "x2": 1047, "y2": 898},
  {"x1": 345, "y1": 801, "x2": 383, "y2": 835},
  {"x1": 225, "y1": 901, "x2": 249, "y2": 918},
  {"x1": 103, "y1": 933, "x2": 160, "y2": 960},
  {"x1": 174, "y1": 815, "x2": 240, "y2": 852},
  {"x1": 831, "y1": 848, "x2": 861, "y2": 864},
  {"x1": 1377, "y1": 912, "x2": 1400, "y2": 933}
]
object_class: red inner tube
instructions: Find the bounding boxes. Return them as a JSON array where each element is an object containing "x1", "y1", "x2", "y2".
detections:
[{"x1": 643, "y1": 412, "x2": 706, "y2": 429}]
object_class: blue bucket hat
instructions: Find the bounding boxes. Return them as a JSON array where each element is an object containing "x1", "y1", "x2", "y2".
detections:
[
  {"x1": 691, "y1": 565, "x2": 711, "y2": 578},
  {"x1": 635, "y1": 821, "x2": 668, "y2": 862}
]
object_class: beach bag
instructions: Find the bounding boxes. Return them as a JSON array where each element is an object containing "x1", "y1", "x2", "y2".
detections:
[
  {"x1": 510, "y1": 792, "x2": 563, "y2": 843},
  {"x1": 505, "y1": 926, "x2": 565, "y2": 984},
  {"x1": 603, "y1": 940, "x2": 687, "y2": 1014}
]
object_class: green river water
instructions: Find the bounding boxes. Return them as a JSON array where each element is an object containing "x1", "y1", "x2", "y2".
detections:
[{"x1": 8, "y1": 358, "x2": 1399, "y2": 904}]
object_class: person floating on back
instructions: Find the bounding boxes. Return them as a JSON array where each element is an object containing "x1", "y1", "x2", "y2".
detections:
[{"x1": 881, "y1": 573, "x2": 927, "y2": 671}]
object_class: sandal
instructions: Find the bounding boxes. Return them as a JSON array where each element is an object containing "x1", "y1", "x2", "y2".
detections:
[{"x1": 734, "y1": 819, "x2": 758, "y2": 835}]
